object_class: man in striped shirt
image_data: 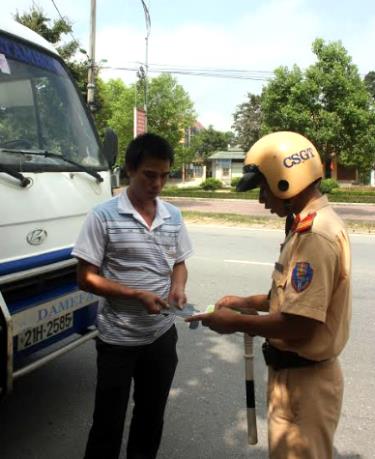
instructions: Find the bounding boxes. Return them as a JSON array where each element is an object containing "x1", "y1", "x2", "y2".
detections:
[{"x1": 72, "y1": 133, "x2": 193, "y2": 459}]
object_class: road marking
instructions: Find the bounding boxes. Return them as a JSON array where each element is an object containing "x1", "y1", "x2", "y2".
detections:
[
  {"x1": 188, "y1": 224, "x2": 283, "y2": 233},
  {"x1": 191, "y1": 256, "x2": 274, "y2": 266},
  {"x1": 224, "y1": 259, "x2": 273, "y2": 266}
]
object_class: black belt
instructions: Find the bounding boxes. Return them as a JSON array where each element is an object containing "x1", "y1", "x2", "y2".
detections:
[{"x1": 262, "y1": 341, "x2": 322, "y2": 371}]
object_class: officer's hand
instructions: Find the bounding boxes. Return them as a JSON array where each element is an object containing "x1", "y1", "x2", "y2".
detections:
[
  {"x1": 215, "y1": 295, "x2": 247, "y2": 312},
  {"x1": 186, "y1": 308, "x2": 240, "y2": 334},
  {"x1": 138, "y1": 291, "x2": 168, "y2": 314},
  {"x1": 167, "y1": 287, "x2": 187, "y2": 310}
]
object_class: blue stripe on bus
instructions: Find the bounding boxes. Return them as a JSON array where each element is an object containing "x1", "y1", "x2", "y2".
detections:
[
  {"x1": 7, "y1": 281, "x2": 77, "y2": 314},
  {"x1": 0, "y1": 248, "x2": 73, "y2": 276},
  {"x1": 0, "y1": 35, "x2": 65, "y2": 75}
]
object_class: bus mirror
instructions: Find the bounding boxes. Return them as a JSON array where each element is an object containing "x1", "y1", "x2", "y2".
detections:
[{"x1": 103, "y1": 128, "x2": 118, "y2": 168}]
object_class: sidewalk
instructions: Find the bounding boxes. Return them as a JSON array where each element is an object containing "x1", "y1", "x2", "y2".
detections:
[{"x1": 164, "y1": 196, "x2": 375, "y2": 222}]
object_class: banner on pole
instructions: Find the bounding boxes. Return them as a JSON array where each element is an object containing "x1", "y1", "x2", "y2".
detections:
[{"x1": 133, "y1": 107, "x2": 147, "y2": 138}]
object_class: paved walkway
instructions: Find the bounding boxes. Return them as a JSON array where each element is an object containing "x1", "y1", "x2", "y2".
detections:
[{"x1": 164, "y1": 196, "x2": 375, "y2": 222}]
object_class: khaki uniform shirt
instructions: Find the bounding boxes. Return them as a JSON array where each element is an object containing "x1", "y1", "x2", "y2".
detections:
[{"x1": 269, "y1": 195, "x2": 351, "y2": 361}]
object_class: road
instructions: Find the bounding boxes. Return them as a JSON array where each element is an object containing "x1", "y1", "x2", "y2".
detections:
[
  {"x1": 164, "y1": 196, "x2": 375, "y2": 222},
  {"x1": 0, "y1": 226, "x2": 373, "y2": 458}
]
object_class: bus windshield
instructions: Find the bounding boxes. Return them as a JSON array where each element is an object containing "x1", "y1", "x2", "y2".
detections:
[{"x1": 0, "y1": 32, "x2": 107, "y2": 172}]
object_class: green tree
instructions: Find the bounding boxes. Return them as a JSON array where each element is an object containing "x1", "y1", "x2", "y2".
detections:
[
  {"x1": 144, "y1": 73, "x2": 196, "y2": 172},
  {"x1": 132, "y1": 71, "x2": 196, "y2": 171},
  {"x1": 364, "y1": 71, "x2": 375, "y2": 99},
  {"x1": 15, "y1": 5, "x2": 89, "y2": 99},
  {"x1": 260, "y1": 65, "x2": 306, "y2": 132},
  {"x1": 96, "y1": 74, "x2": 196, "y2": 168},
  {"x1": 261, "y1": 38, "x2": 375, "y2": 177},
  {"x1": 147, "y1": 73, "x2": 196, "y2": 148},
  {"x1": 232, "y1": 93, "x2": 262, "y2": 151},
  {"x1": 189, "y1": 125, "x2": 235, "y2": 162},
  {"x1": 95, "y1": 79, "x2": 136, "y2": 164}
]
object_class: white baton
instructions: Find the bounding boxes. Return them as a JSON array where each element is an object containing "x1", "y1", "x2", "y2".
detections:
[{"x1": 244, "y1": 332, "x2": 258, "y2": 445}]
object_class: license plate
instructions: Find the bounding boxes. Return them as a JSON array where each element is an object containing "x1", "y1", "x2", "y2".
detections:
[{"x1": 17, "y1": 312, "x2": 73, "y2": 350}]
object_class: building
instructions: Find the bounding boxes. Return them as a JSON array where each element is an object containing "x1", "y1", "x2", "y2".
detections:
[
  {"x1": 329, "y1": 157, "x2": 358, "y2": 183},
  {"x1": 207, "y1": 146, "x2": 245, "y2": 186}
]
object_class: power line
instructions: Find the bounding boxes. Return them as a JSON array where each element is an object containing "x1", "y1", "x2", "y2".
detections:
[
  {"x1": 101, "y1": 64, "x2": 273, "y2": 81},
  {"x1": 147, "y1": 64, "x2": 274, "y2": 78},
  {"x1": 49, "y1": 0, "x2": 80, "y2": 46},
  {"x1": 50, "y1": 0, "x2": 65, "y2": 21},
  {"x1": 48, "y1": 0, "x2": 272, "y2": 82},
  {"x1": 133, "y1": 62, "x2": 273, "y2": 74}
]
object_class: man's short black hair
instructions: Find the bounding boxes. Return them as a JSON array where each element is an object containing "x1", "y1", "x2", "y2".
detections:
[{"x1": 124, "y1": 133, "x2": 174, "y2": 171}]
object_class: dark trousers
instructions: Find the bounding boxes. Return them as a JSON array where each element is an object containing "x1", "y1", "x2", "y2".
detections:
[{"x1": 84, "y1": 325, "x2": 178, "y2": 459}]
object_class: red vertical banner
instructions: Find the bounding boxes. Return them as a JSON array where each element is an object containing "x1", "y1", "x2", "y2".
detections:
[{"x1": 133, "y1": 107, "x2": 147, "y2": 138}]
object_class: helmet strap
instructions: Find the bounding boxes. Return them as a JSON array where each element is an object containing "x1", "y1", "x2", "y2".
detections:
[
  {"x1": 284, "y1": 211, "x2": 294, "y2": 235},
  {"x1": 284, "y1": 200, "x2": 294, "y2": 235},
  {"x1": 284, "y1": 199, "x2": 292, "y2": 212}
]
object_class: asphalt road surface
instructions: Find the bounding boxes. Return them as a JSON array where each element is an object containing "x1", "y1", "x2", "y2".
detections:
[{"x1": 0, "y1": 226, "x2": 373, "y2": 458}]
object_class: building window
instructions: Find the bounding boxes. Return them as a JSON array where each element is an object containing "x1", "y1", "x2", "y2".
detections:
[{"x1": 222, "y1": 167, "x2": 230, "y2": 176}]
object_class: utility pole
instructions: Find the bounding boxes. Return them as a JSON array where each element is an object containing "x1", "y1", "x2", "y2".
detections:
[
  {"x1": 87, "y1": 0, "x2": 96, "y2": 112},
  {"x1": 141, "y1": 0, "x2": 151, "y2": 127}
]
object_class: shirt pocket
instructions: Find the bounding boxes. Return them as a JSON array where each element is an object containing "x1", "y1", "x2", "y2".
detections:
[{"x1": 154, "y1": 232, "x2": 178, "y2": 257}]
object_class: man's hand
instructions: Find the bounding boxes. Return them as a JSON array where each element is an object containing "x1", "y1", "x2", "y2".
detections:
[
  {"x1": 185, "y1": 308, "x2": 241, "y2": 334},
  {"x1": 167, "y1": 286, "x2": 187, "y2": 310},
  {"x1": 215, "y1": 295, "x2": 248, "y2": 311},
  {"x1": 137, "y1": 291, "x2": 168, "y2": 314}
]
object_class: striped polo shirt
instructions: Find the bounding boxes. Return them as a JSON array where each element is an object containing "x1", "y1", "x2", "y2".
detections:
[{"x1": 72, "y1": 189, "x2": 193, "y2": 346}]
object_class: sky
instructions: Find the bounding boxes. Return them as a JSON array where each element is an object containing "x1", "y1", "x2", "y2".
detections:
[{"x1": 4, "y1": 0, "x2": 375, "y2": 131}]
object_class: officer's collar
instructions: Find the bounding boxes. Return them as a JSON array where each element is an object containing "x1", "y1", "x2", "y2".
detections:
[{"x1": 296, "y1": 194, "x2": 329, "y2": 221}]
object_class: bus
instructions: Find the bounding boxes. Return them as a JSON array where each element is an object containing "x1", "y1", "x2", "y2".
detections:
[{"x1": 0, "y1": 19, "x2": 117, "y2": 398}]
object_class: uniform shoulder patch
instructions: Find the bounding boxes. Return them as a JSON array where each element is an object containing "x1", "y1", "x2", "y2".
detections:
[
  {"x1": 293, "y1": 212, "x2": 317, "y2": 233},
  {"x1": 291, "y1": 262, "x2": 313, "y2": 292}
]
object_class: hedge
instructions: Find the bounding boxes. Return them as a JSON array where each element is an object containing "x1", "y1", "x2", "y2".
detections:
[{"x1": 161, "y1": 188, "x2": 260, "y2": 199}]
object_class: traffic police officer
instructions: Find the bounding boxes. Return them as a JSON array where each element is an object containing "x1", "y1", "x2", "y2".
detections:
[{"x1": 187, "y1": 131, "x2": 352, "y2": 459}]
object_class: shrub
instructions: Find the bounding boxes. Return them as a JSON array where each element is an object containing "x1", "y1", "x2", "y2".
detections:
[
  {"x1": 320, "y1": 178, "x2": 339, "y2": 194},
  {"x1": 201, "y1": 178, "x2": 223, "y2": 190},
  {"x1": 163, "y1": 185, "x2": 179, "y2": 191},
  {"x1": 231, "y1": 176, "x2": 241, "y2": 188}
]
